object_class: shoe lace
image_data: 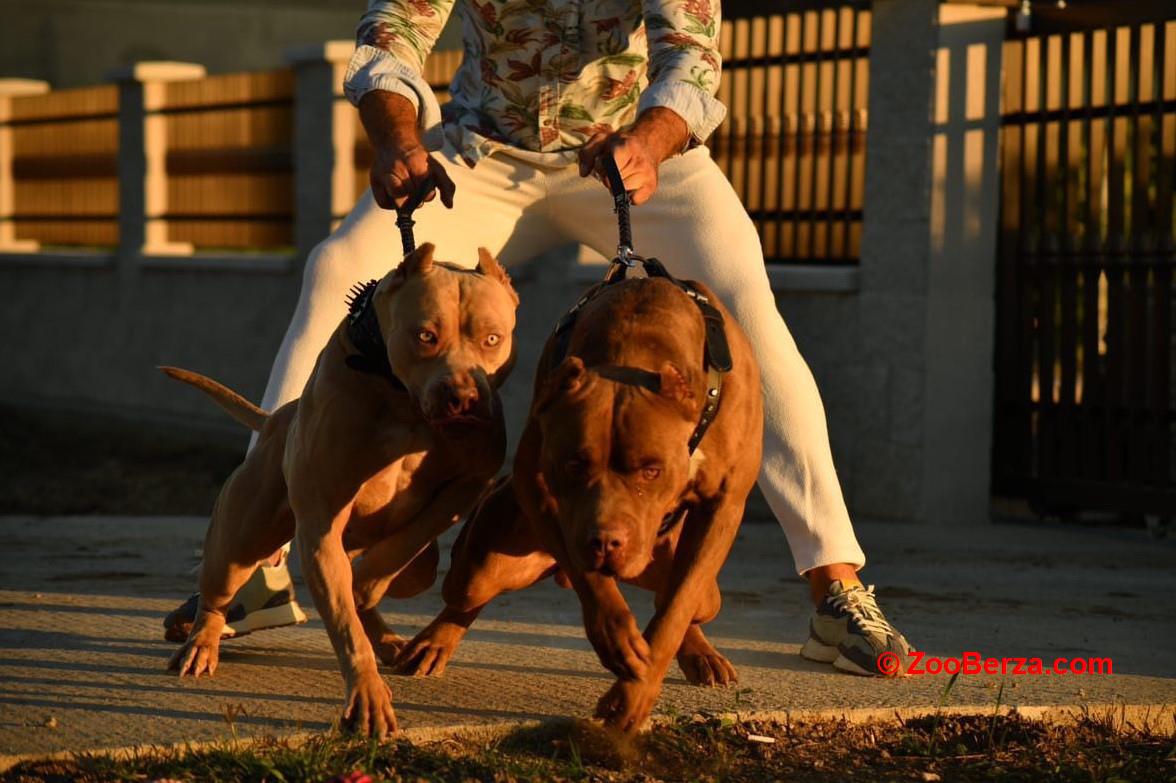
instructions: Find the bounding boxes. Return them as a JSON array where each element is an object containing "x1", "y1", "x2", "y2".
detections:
[{"x1": 830, "y1": 585, "x2": 894, "y2": 637}]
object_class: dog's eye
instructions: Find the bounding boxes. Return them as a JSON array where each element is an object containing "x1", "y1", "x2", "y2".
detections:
[
  {"x1": 484, "y1": 333, "x2": 501, "y2": 348},
  {"x1": 416, "y1": 329, "x2": 437, "y2": 344},
  {"x1": 641, "y1": 466, "x2": 662, "y2": 481}
]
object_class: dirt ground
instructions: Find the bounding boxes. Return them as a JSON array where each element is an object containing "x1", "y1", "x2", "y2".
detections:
[{"x1": 3, "y1": 711, "x2": 1173, "y2": 782}]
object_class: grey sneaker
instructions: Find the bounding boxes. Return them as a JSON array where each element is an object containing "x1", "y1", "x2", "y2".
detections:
[
  {"x1": 164, "y1": 555, "x2": 307, "y2": 643},
  {"x1": 800, "y1": 580, "x2": 911, "y2": 676}
]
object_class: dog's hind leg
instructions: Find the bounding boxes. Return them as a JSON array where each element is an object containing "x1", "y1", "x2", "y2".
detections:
[
  {"x1": 672, "y1": 578, "x2": 737, "y2": 687},
  {"x1": 169, "y1": 416, "x2": 296, "y2": 678},
  {"x1": 355, "y1": 540, "x2": 440, "y2": 664},
  {"x1": 352, "y1": 476, "x2": 492, "y2": 669},
  {"x1": 392, "y1": 477, "x2": 556, "y2": 677},
  {"x1": 640, "y1": 558, "x2": 737, "y2": 688}
]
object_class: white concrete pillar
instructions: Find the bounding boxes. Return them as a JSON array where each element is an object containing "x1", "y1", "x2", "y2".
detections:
[
  {"x1": 855, "y1": 0, "x2": 941, "y2": 522},
  {"x1": 0, "y1": 78, "x2": 49, "y2": 253},
  {"x1": 111, "y1": 61, "x2": 206, "y2": 261},
  {"x1": 922, "y1": 4, "x2": 1007, "y2": 523},
  {"x1": 286, "y1": 41, "x2": 357, "y2": 257},
  {"x1": 855, "y1": 1, "x2": 1006, "y2": 524}
]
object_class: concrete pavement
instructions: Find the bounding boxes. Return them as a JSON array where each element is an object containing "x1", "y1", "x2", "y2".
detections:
[{"x1": 0, "y1": 514, "x2": 1174, "y2": 763}]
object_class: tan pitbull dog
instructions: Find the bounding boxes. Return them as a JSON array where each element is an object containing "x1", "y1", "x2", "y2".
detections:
[
  {"x1": 165, "y1": 243, "x2": 518, "y2": 738},
  {"x1": 394, "y1": 275, "x2": 763, "y2": 733}
]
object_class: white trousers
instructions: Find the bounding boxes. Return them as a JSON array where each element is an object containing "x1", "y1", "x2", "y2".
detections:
[{"x1": 260, "y1": 142, "x2": 866, "y2": 575}]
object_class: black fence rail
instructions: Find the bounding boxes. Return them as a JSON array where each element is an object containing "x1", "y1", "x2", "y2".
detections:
[{"x1": 992, "y1": 14, "x2": 1176, "y2": 516}]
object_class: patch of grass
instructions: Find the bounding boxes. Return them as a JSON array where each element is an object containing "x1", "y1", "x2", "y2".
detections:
[{"x1": 4, "y1": 711, "x2": 1172, "y2": 783}]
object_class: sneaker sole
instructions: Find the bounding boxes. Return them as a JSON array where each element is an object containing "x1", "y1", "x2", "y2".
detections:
[
  {"x1": 832, "y1": 653, "x2": 878, "y2": 676},
  {"x1": 223, "y1": 602, "x2": 308, "y2": 638},
  {"x1": 799, "y1": 637, "x2": 839, "y2": 663}
]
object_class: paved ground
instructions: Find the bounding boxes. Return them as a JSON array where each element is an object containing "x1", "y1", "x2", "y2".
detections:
[{"x1": 0, "y1": 515, "x2": 1174, "y2": 763}]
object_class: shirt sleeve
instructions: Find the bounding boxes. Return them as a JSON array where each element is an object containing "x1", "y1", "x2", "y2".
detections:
[
  {"x1": 343, "y1": 0, "x2": 458, "y2": 147},
  {"x1": 638, "y1": 0, "x2": 727, "y2": 146}
]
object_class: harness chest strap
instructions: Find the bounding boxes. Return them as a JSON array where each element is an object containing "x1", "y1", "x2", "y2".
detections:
[{"x1": 549, "y1": 262, "x2": 731, "y2": 456}]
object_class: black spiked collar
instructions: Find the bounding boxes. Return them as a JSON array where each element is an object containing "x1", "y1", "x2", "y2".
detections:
[{"x1": 344, "y1": 280, "x2": 406, "y2": 391}]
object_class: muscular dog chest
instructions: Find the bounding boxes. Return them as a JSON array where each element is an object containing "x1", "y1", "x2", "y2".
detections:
[{"x1": 344, "y1": 450, "x2": 443, "y2": 549}]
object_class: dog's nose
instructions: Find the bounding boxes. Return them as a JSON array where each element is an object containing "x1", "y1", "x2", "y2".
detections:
[
  {"x1": 586, "y1": 527, "x2": 628, "y2": 572},
  {"x1": 444, "y1": 384, "x2": 479, "y2": 416}
]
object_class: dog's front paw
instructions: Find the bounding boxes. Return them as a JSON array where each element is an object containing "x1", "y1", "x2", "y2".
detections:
[
  {"x1": 342, "y1": 672, "x2": 398, "y2": 739},
  {"x1": 391, "y1": 616, "x2": 467, "y2": 677},
  {"x1": 594, "y1": 678, "x2": 658, "y2": 734},
  {"x1": 168, "y1": 617, "x2": 224, "y2": 678},
  {"x1": 583, "y1": 605, "x2": 650, "y2": 680}
]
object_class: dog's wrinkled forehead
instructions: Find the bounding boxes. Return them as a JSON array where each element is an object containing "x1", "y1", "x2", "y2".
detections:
[{"x1": 376, "y1": 243, "x2": 518, "y2": 306}]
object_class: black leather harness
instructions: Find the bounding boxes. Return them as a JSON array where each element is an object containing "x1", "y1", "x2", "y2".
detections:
[
  {"x1": 344, "y1": 279, "x2": 406, "y2": 390},
  {"x1": 550, "y1": 157, "x2": 735, "y2": 536},
  {"x1": 550, "y1": 156, "x2": 732, "y2": 457}
]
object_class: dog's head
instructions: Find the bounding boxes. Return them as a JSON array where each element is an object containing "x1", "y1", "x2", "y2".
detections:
[
  {"x1": 533, "y1": 356, "x2": 701, "y2": 579},
  {"x1": 374, "y1": 243, "x2": 519, "y2": 428}
]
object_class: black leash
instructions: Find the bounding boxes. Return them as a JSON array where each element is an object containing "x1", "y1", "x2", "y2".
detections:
[
  {"x1": 395, "y1": 178, "x2": 432, "y2": 255},
  {"x1": 600, "y1": 155, "x2": 634, "y2": 263}
]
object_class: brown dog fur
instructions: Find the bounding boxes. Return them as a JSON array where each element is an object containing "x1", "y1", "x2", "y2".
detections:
[{"x1": 394, "y1": 276, "x2": 763, "y2": 733}]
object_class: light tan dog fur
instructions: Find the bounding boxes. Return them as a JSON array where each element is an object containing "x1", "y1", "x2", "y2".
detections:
[{"x1": 165, "y1": 243, "x2": 518, "y2": 738}]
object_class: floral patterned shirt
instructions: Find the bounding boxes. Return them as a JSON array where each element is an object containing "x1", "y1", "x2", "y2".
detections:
[{"x1": 343, "y1": 0, "x2": 725, "y2": 166}]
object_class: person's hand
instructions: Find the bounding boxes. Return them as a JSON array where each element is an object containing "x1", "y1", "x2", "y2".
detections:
[
  {"x1": 577, "y1": 107, "x2": 690, "y2": 206},
  {"x1": 359, "y1": 90, "x2": 455, "y2": 210}
]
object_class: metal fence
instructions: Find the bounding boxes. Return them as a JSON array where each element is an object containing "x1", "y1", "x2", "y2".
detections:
[
  {"x1": 992, "y1": 16, "x2": 1176, "y2": 516},
  {"x1": 712, "y1": 4, "x2": 871, "y2": 264}
]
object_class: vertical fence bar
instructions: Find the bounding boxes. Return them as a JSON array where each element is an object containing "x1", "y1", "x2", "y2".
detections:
[
  {"x1": 837, "y1": 8, "x2": 859, "y2": 260},
  {"x1": 1080, "y1": 28, "x2": 1104, "y2": 482},
  {"x1": 790, "y1": 10, "x2": 810, "y2": 260},
  {"x1": 1056, "y1": 31, "x2": 1079, "y2": 478},
  {"x1": 1126, "y1": 24, "x2": 1151, "y2": 484},
  {"x1": 1104, "y1": 26, "x2": 1129, "y2": 483},
  {"x1": 1154, "y1": 21, "x2": 1175, "y2": 486}
]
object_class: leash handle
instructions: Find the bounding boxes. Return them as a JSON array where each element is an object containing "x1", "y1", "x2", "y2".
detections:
[
  {"x1": 396, "y1": 210, "x2": 416, "y2": 255},
  {"x1": 600, "y1": 154, "x2": 633, "y2": 256},
  {"x1": 394, "y1": 177, "x2": 436, "y2": 255}
]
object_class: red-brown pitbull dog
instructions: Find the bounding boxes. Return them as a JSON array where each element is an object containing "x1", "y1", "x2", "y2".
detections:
[
  {"x1": 394, "y1": 273, "x2": 763, "y2": 732},
  {"x1": 165, "y1": 243, "x2": 518, "y2": 738}
]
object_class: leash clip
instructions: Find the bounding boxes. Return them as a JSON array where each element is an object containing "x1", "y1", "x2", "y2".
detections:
[{"x1": 616, "y1": 244, "x2": 637, "y2": 267}]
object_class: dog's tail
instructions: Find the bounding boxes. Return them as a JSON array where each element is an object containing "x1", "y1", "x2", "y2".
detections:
[{"x1": 158, "y1": 366, "x2": 268, "y2": 431}]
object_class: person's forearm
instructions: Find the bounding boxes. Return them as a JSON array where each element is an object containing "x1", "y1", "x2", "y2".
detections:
[
  {"x1": 628, "y1": 107, "x2": 691, "y2": 165},
  {"x1": 359, "y1": 90, "x2": 420, "y2": 150}
]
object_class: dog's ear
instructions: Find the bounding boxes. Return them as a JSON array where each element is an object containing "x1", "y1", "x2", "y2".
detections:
[
  {"x1": 476, "y1": 247, "x2": 519, "y2": 306},
  {"x1": 658, "y1": 361, "x2": 698, "y2": 418},
  {"x1": 396, "y1": 242, "x2": 436, "y2": 278},
  {"x1": 536, "y1": 356, "x2": 588, "y2": 414}
]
